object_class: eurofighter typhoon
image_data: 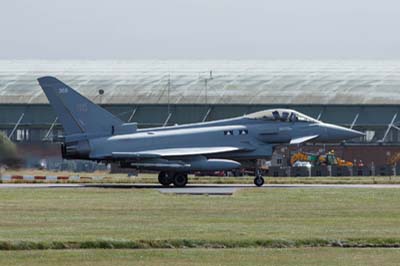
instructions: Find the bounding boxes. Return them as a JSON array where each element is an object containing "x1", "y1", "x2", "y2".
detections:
[{"x1": 38, "y1": 77, "x2": 364, "y2": 187}]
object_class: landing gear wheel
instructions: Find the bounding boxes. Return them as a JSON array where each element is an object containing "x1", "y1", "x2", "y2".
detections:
[
  {"x1": 254, "y1": 176, "x2": 264, "y2": 187},
  {"x1": 158, "y1": 172, "x2": 173, "y2": 186},
  {"x1": 173, "y1": 173, "x2": 188, "y2": 187}
]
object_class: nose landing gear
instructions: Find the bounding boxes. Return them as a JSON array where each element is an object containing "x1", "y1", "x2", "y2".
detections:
[
  {"x1": 253, "y1": 168, "x2": 265, "y2": 187},
  {"x1": 254, "y1": 175, "x2": 265, "y2": 187}
]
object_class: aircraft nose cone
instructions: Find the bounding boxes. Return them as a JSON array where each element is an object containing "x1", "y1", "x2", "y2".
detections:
[
  {"x1": 341, "y1": 127, "x2": 365, "y2": 139},
  {"x1": 323, "y1": 123, "x2": 365, "y2": 141}
]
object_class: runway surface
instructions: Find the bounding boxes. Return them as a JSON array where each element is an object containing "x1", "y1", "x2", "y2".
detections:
[{"x1": 1, "y1": 183, "x2": 400, "y2": 195}]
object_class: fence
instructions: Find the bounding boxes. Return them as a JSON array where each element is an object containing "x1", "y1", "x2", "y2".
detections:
[{"x1": 267, "y1": 165, "x2": 400, "y2": 177}]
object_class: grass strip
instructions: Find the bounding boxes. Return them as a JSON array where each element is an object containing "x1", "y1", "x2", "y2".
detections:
[{"x1": 1, "y1": 238, "x2": 400, "y2": 250}]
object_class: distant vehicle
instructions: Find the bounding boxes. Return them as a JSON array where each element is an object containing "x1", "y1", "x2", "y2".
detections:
[
  {"x1": 291, "y1": 151, "x2": 353, "y2": 167},
  {"x1": 292, "y1": 161, "x2": 312, "y2": 168},
  {"x1": 38, "y1": 76, "x2": 364, "y2": 187},
  {"x1": 387, "y1": 152, "x2": 400, "y2": 166}
]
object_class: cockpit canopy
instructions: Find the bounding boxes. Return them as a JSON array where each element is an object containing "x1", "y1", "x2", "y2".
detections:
[{"x1": 245, "y1": 109, "x2": 319, "y2": 123}]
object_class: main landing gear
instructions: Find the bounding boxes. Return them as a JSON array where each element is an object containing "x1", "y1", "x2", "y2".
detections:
[
  {"x1": 158, "y1": 172, "x2": 173, "y2": 186},
  {"x1": 158, "y1": 171, "x2": 188, "y2": 187}
]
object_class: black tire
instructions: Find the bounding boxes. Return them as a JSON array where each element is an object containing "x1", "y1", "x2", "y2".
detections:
[
  {"x1": 254, "y1": 176, "x2": 264, "y2": 187},
  {"x1": 158, "y1": 172, "x2": 173, "y2": 186},
  {"x1": 173, "y1": 173, "x2": 188, "y2": 187}
]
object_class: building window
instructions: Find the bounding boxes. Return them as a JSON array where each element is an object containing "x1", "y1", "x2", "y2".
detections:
[
  {"x1": 16, "y1": 129, "x2": 30, "y2": 142},
  {"x1": 387, "y1": 129, "x2": 395, "y2": 143},
  {"x1": 365, "y1": 130, "x2": 375, "y2": 142}
]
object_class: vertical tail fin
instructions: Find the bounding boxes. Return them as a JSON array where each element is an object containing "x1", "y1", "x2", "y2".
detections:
[{"x1": 38, "y1": 76, "x2": 123, "y2": 136}]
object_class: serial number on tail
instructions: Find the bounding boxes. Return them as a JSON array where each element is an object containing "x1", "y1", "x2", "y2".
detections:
[{"x1": 58, "y1": 87, "x2": 69, "y2": 94}]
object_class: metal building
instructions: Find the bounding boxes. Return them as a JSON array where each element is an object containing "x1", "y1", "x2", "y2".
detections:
[{"x1": 1, "y1": 60, "x2": 400, "y2": 144}]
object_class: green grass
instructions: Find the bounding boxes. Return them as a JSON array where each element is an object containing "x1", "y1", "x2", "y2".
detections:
[
  {"x1": 1, "y1": 188, "x2": 400, "y2": 265},
  {"x1": 0, "y1": 188, "x2": 400, "y2": 243},
  {"x1": 1, "y1": 238, "x2": 400, "y2": 250},
  {"x1": 1, "y1": 248, "x2": 400, "y2": 266}
]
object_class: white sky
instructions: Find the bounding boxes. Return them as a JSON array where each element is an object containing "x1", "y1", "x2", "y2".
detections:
[{"x1": 1, "y1": 0, "x2": 399, "y2": 59}]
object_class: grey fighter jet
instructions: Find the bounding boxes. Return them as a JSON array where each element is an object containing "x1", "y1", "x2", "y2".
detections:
[{"x1": 38, "y1": 77, "x2": 364, "y2": 187}]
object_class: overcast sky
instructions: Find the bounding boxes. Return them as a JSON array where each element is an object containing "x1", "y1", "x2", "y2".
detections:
[{"x1": 1, "y1": 0, "x2": 399, "y2": 59}]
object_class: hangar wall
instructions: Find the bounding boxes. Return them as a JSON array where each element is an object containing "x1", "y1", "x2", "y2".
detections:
[{"x1": 1, "y1": 103, "x2": 399, "y2": 143}]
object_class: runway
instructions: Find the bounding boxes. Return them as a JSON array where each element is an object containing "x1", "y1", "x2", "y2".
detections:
[{"x1": 1, "y1": 183, "x2": 400, "y2": 195}]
